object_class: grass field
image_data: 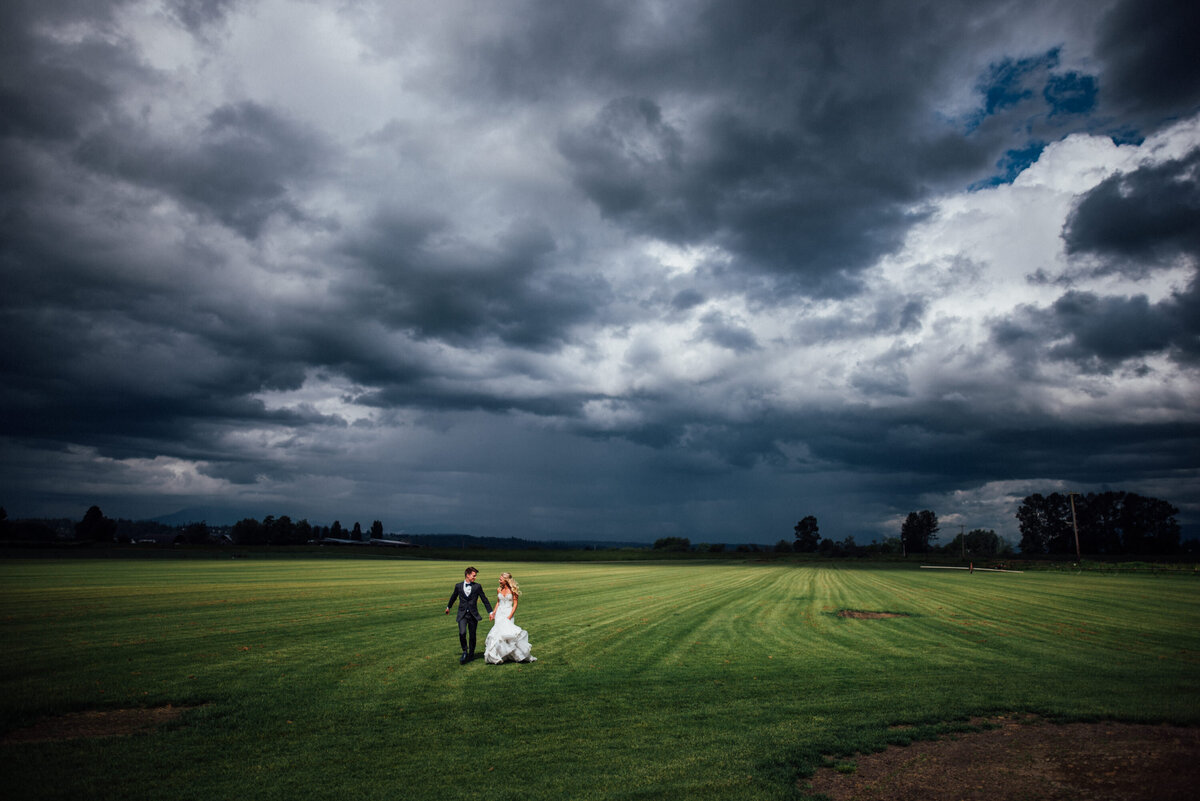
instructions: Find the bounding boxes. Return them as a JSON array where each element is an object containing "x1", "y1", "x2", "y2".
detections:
[{"x1": 1, "y1": 557, "x2": 1198, "y2": 800}]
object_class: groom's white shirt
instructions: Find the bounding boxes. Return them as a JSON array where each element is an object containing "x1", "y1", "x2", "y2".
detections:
[{"x1": 464, "y1": 583, "x2": 472, "y2": 596}]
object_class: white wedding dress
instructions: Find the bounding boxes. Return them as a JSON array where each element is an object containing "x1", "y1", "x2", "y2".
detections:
[{"x1": 484, "y1": 594, "x2": 536, "y2": 664}]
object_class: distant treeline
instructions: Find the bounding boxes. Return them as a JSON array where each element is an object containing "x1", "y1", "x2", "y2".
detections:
[
  {"x1": 783, "y1": 490, "x2": 1190, "y2": 558},
  {"x1": 0, "y1": 508, "x2": 221, "y2": 545},
  {"x1": 2, "y1": 489, "x2": 1190, "y2": 557},
  {"x1": 1016, "y1": 491, "x2": 1184, "y2": 555},
  {"x1": 0, "y1": 506, "x2": 649, "y2": 550}
]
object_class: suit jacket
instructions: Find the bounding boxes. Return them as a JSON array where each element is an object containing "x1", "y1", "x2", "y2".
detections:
[{"x1": 447, "y1": 581, "x2": 492, "y2": 622}]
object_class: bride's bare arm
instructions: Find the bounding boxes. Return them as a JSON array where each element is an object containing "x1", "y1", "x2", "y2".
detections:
[{"x1": 508, "y1": 595, "x2": 517, "y2": 620}]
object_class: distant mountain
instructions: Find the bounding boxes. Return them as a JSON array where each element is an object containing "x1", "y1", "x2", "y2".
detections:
[{"x1": 150, "y1": 507, "x2": 250, "y2": 526}]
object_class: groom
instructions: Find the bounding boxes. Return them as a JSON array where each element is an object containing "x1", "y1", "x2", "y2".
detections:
[{"x1": 444, "y1": 566, "x2": 492, "y2": 664}]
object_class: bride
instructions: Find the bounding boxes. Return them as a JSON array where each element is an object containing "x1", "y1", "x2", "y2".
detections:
[{"x1": 484, "y1": 572, "x2": 537, "y2": 664}]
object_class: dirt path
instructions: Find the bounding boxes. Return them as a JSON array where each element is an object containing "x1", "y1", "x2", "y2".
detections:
[
  {"x1": 806, "y1": 717, "x2": 1200, "y2": 800},
  {"x1": 1, "y1": 705, "x2": 193, "y2": 744}
]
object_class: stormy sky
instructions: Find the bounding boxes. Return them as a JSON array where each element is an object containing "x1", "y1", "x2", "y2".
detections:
[{"x1": 2, "y1": 0, "x2": 1198, "y2": 543}]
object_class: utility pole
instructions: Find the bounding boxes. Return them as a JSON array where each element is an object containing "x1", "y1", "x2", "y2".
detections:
[
  {"x1": 1068, "y1": 492, "x2": 1082, "y2": 561},
  {"x1": 960, "y1": 524, "x2": 966, "y2": 559}
]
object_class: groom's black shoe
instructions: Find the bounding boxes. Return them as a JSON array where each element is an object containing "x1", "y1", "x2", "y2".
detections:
[{"x1": 459, "y1": 651, "x2": 469, "y2": 664}]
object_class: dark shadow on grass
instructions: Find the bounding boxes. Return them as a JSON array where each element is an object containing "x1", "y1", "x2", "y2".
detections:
[{"x1": 828, "y1": 609, "x2": 915, "y2": 619}]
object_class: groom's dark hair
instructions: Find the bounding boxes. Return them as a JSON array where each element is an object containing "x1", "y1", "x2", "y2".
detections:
[{"x1": 465, "y1": 567, "x2": 477, "y2": 576}]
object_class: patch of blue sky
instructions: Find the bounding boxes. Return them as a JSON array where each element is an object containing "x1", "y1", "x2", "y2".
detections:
[
  {"x1": 981, "y1": 48, "x2": 1061, "y2": 115},
  {"x1": 969, "y1": 141, "x2": 1047, "y2": 190},
  {"x1": 1043, "y1": 72, "x2": 1097, "y2": 115},
  {"x1": 1107, "y1": 127, "x2": 1145, "y2": 147},
  {"x1": 964, "y1": 47, "x2": 1094, "y2": 133}
]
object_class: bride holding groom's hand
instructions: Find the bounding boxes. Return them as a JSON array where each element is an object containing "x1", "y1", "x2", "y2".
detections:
[{"x1": 483, "y1": 571, "x2": 537, "y2": 664}]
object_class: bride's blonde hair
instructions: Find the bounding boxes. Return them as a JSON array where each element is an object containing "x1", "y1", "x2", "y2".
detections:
[{"x1": 499, "y1": 571, "x2": 521, "y2": 597}]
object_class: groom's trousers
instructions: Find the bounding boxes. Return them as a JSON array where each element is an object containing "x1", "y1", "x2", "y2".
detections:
[{"x1": 458, "y1": 617, "x2": 478, "y2": 654}]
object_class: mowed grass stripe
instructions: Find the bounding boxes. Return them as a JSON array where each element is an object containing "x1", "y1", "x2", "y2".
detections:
[{"x1": 2, "y1": 558, "x2": 1198, "y2": 801}]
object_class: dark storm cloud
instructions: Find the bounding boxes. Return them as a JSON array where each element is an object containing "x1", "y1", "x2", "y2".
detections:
[
  {"x1": 557, "y1": 97, "x2": 686, "y2": 232},
  {"x1": 557, "y1": 90, "x2": 936, "y2": 298},
  {"x1": 1047, "y1": 288, "x2": 1199, "y2": 366},
  {"x1": 540, "y1": 0, "x2": 1196, "y2": 297},
  {"x1": 791, "y1": 294, "x2": 928, "y2": 343},
  {"x1": 574, "y1": 400, "x2": 784, "y2": 470},
  {"x1": 0, "y1": 42, "x2": 119, "y2": 144},
  {"x1": 987, "y1": 143, "x2": 1200, "y2": 372},
  {"x1": 1063, "y1": 146, "x2": 1200, "y2": 272},
  {"x1": 1097, "y1": 0, "x2": 1200, "y2": 120},
  {"x1": 501, "y1": 0, "x2": 1068, "y2": 296},
  {"x1": 165, "y1": 0, "x2": 237, "y2": 31},
  {"x1": 353, "y1": 383, "x2": 587, "y2": 420},
  {"x1": 993, "y1": 281, "x2": 1200, "y2": 370},
  {"x1": 976, "y1": 420, "x2": 1200, "y2": 487},
  {"x1": 339, "y1": 211, "x2": 609, "y2": 350},
  {"x1": 566, "y1": 390, "x2": 1200, "y2": 510},
  {"x1": 1, "y1": 1, "x2": 328, "y2": 239},
  {"x1": 793, "y1": 400, "x2": 1200, "y2": 506},
  {"x1": 670, "y1": 288, "x2": 706, "y2": 312},
  {"x1": 1, "y1": 0, "x2": 1197, "y2": 540},
  {"x1": 0, "y1": 299, "x2": 345, "y2": 449},
  {"x1": 0, "y1": 2, "x2": 135, "y2": 143},
  {"x1": 76, "y1": 101, "x2": 332, "y2": 239},
  {"x1": 695, "y1": 310, "x2": 759, "y2": 352}
]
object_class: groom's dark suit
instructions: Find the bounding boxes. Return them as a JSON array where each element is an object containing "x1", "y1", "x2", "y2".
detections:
[{"x1": 446, "y1": 580, "x2": 492, "y2": 659}]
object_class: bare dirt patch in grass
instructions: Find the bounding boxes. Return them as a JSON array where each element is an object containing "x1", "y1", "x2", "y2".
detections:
[
  {"x1": 1, "y1": 705, "x2": 197, "y2": 744},
  {"x1": 837, "y1": 609, "x2": 910, "y2": 619},
  {"x1": 807, "y1": 716, "x2": 1200, "y2": 800}
]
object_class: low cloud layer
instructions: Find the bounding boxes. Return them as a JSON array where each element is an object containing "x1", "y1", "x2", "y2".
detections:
[{"x1": 1, "y1": 0, "x2": 1197, "y2": 543}]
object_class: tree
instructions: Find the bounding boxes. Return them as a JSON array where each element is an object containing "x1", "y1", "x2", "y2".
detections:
[
  {"x1": 793, "y1": 516, "x2": 820, "y2": 552},
  {"x1": 1118, "y1": 493, "x2": 1181, "y2": 554},
  {"x1": 1074, "y1": 491, "x2": 1124, "y2": 554},
  {"x1": 75, "y1": 505, "x2": 116, "y2": 542},
  {"x1": 965, "y1": 528, "x2": 998, "y2": 556},
  {"x1": 653, "y1": 537, "x2": 690, "y2": 551},
  {"x1": 370, "y1": 520, "x2": 384, "y2": 540},
  {"x1": 1016, "y1": 493, "x2": 1073, "y2": 554},
  {"x1": 874, "y1": 536, "x2": 903, "y2": 555},
  {"x1": 182, "y1": 521, "x2": 209, "y2": 545},
  {"x1": 232, "y1": 517, "x2": 265, "y2": 545},
  {"x1": 351, "y1": 522, "x2": 363, "y2": 542},
  {"x1": 943, "y1": 528, "x2": 1004, "y2": 557},
  {"x1": 1016, "y1": 491, "x2": 1181, "y2": 555},
  {"x1": 330, "y1": 520, "x2": 343, "y2": 540},
  {"x1": 266, "y1": 515, "x2": 297, "y2": 545},
  {"x1": 774, "y1": 539, "x2": 792, "y2": 553},
  {"x1": 900, "y1": 510, "x2": 938, "y2": 554},
  {"x1": 838, "y1": 535, "x2": 863, "y2": 557}
]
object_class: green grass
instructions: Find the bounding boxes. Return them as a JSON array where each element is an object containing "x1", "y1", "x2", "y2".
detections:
[{"x1": 1, "y1": 558, "x2": 1197, "y2": 800}]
